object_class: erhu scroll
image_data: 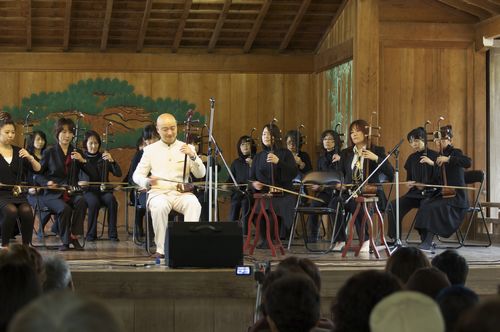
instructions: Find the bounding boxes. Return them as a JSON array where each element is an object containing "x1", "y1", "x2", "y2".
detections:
[{"x1": 13, "y1": 110, "x2": 34, "y2": 197}]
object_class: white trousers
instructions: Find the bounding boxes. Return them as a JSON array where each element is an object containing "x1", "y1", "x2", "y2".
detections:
[{"x1": 148, "y1": 191, "x2": 201, "y2": 255}]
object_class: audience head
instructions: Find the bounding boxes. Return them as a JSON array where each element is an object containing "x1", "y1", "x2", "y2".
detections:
[
  {"x1": 456, "y1": 297, "x2": 500, "y2": 332},
  {"x1": 0, "y1": 248, "x2": 42, "y2": 331},
  {"x1": 370, "y1": 291, "x2": 445, "y2": 332},
  {"x1": 331, "y1": 270, "x2": 402, "y2": 332},
  {"x1": 8, "y1": 291, "x2": 124, "y2": 332},
  {"x1": 406, "y1": 267, "x2": 451, "y2": 299},
  {"x1": 275, "y1": 256, "x2": 321, "y2": 291},
  {"x1": 2, "y1": 244, "x2": 45, "y2": 286},
  {"x1": 264, "y1": 274, "x2": 320, "y2": 332},
  {"x1": 385, "y1": 247, "x2": 430, "y2": 284},
  {"x1": 431, "y1": 249, "x2": 469, "y2": 285},
  {"x1": 436, "y1": 285, "x2": 478, "y2": 332},
  {"x1": 43, "y1": 255, "x2": 74, "y2": 292}
]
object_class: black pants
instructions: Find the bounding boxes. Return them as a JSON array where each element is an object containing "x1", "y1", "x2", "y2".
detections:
[
  {"x1": 386, "y1": 195, "x2": 425, "y2": 239},
  {"x1": 42, "y1": 195, "x2": 87, "y2": 245},
  {"x1": 0, "y1": 203, "x2": 34, "y2": 246},
  {"x1": 229, "y1": 192, "x2": 252, "y2": 233},
  {"x1": 84, "y1": 191, "x2": 118, "y2": 240}
]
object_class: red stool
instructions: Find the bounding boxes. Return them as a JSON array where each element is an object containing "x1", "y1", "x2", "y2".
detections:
[
  {"x1": 243, "y1": 193, "x2": 285, "y2": 257},
  {"x1": 342, "y1": 196, "x2": 391, "y2": 258}
]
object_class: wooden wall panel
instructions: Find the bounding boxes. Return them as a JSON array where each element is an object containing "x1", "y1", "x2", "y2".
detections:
[{"x1": 319, "y1": 0, "x2": 356, "y2": 52}]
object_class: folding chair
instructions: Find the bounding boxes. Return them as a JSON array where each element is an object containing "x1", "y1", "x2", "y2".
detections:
[{"x1": 287, "y1": 171, "x2": 343, "y2": 253}]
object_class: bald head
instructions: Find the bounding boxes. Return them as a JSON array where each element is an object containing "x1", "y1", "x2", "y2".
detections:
[{"x1": 156, "y1": 113, "x2": 178, "y2": 144}]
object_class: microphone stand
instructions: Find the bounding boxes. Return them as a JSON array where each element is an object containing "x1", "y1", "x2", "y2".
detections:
[{"x1": 391, "y1": 141, "x2": 404, "y2": 251}]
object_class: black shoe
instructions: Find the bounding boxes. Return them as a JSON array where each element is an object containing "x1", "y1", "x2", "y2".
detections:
[
  {"x1": 417, "y1": 243, "x2": 435, "y2": 253},
  {"x1": 58, "y1": 244, "x2": 70, "y2": 251},
  {"x1": 110, "y1": 237, "x2": 120, "y2": 242},
  {"x1": 70, "y1": 238, "x2": 84, "y2": 250},
  {"x1": 86, "y1": 236, "x2": 96, "y2": 242}
]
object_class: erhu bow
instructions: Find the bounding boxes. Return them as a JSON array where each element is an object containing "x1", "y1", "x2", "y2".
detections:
[{"x1": 99, "y1": 121, "x2": 113, "y2": 192}]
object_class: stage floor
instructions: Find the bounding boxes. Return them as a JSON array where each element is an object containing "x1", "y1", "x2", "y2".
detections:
[{"x1": 23, "y1": 231, "x2": 500, "y2": 332}]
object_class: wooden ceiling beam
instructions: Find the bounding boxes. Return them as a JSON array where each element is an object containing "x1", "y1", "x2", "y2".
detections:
[
  {"x1": 63, "y1": 0, "x2": 73, "y2": 51},
  {"x1": 436, "y1": 0, "x2": 491, "y2": 20},
  {"x1": 25, "y1": 0, "x2": 32, "y2": 51},
  {"x1": 279, "y1": 0, "x2": 311, "y2": 51},
  {"x1": 475, "y1": 14, "x2": 500, "y2": 51},
  {"x1": 314, "y1": 0, "x2": 350, "y2": 53},
  {"x1": 208, "y1": 0, "x2": 232, "y2": 52},
  {"x1": 243, "y1": 0, "x2": 271, "y2": 53},
  {"x1": 136, "y1": 0, "x2": 153, "y2": 52},
  {"x1": 100, "y1": 0, "x2": 114, "y2": 51},
  {"x1": 172, "y1": 0, "x2": 192, "y2": 53},
  {"x1": 463, "y1": 0, "x2": 500, "y2": 15}
]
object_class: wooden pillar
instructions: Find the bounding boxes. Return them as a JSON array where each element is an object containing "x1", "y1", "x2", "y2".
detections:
[
  {"x1": 353, "y1": 0, "x2": 378, "y2": 121},
  {"x1": 490, "y1": 48, "x2": 500, "y2": 203}
]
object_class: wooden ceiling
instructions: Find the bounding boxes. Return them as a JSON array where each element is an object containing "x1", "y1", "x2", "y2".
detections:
[{"x1": 0, "y1": 0, "x2": 498, "y2": 54}]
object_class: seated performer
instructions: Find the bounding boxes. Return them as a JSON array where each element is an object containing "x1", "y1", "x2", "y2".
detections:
[
  {"x1": 386, "y1": 127, "x2": 439, "y2": 243},
  {"x1": 124, "y1": 125, "x2": 159, "y2": 239},
  {"x1": 0, "y1": 112, "x2": 40, "y2": 248},
  {"x1": 284, "y1": 130, "x2": 312, "y2": 180},
  {"x1": 34, "y1": 117, "x2": 90, "y2": 251},
  {"x1": 414, "y1": 125, "x2": 471, "y2": 251},
  {"x1": 307, "y1": 129, "x2": 342, "y2": 242},
  {"x1": 250, "y1": 123, "x2": 298, "y2": 246},
  {"x1": 80, "y1": 130, "x2": 122, "y2": 241},
  {"x1": 133, "y1": 113, "x2": 206, "y2": 259},
  {"x1": 332, "y1": 119, "x2": 394, "y2": 251},
  {"x1": 229, "y1": 135, "x2": 256, "y2": 230}
]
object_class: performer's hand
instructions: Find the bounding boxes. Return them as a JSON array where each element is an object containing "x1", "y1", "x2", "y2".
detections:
[
  {"x1": 245, "y1": 157, "x2": 252, "y2": 167},
  {"x1": 102, "y1": 151, "x2": 114, "y2": 163},
  {"x1": 266, "y1": 152, "x2": 279, "y2": 164},
  {"x1": 148, "y1": 176, "x2": 159, "y2": 186},
  {"x1": 436, "y1": 156, "x2": 450, "y2": 166},
  {"x1": 407, "y1": 181, "x2": 416, "y2": 188},
  {"x1": 71, "y1": 151, "x2": 86, "y2": 163},
  {"x1": 77, "y1": 180, "x2": 89, "y2": 187},
  {"x1": 47, "y1": 181, "x2": 58, "y2": 189},
  {"x1": 335, "y1": 183, "x2": 342, "y2": 190},
  {"x1": 19, "y1": 148, "x2": 35, "y2": 162},
  {"x1": 332, "y1": 154, "x2": 341, "y2": 163},
  {"x1": 361, "y1": 149, "x2": 379, "y2": 162},
  {"x1": 28, "y1": 187, "x2": 37, "y2": 195},
  {"x1": 180, "y1": 144, "x2": 196, "y2": 158},
  {"x1": 311, "y1": 184, "x2": 320, "y2": 191},
  {"x1": 420, "y1": 155, "x2": 435, "y2": 166},
  {"x1": 200, "y1": 154, "x2": 208, "y2": 163},
  {"x1": 252, "y1": 181, "x2": 264, "y2": 190},
  {"x1": 293, "y1": 154, "x2": 304, "y2": 169}
]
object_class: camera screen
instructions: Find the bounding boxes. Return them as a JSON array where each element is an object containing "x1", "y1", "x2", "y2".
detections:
[{"x1": 235, "y1": 266, "x2": 252, "y2": 275}]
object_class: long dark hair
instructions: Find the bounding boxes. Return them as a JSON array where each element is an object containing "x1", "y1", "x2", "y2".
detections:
[
  {"x1": 236, "y1": 135, "x2": 257, "y2": 159},
  {"x1": 262, "y1": 123, "x2": 282, "y2": 150},
  {"x1": 320, "y1": 129, "x2": 342, "y2": 154},
  {"x1": 83, "y1": 130, "x2": 102, "y2": 152},
  {"x1": 348, "y1": 119, "x2": 369, "y2": 146},
  {"x1": 27, "y1": 130, "x2": 47, "y2": 155}
]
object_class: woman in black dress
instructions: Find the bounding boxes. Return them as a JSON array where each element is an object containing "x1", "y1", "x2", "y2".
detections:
[
  {"x1": 307, "y1": 129, "x2": 342, "y2": 242},
  {"x1": 34, "y1": 118, "x2": 91, "y2": 251},
  {"x1": 80, "y1": 130, "x2": 122, "y2": 241},
  {"x1": 250, "y1": 123, "x2": 298, "y2": 244},
  {"x1": 0, "y1": 112, "x2": 41, "y2": 248},
  {"x1": 414, "y1": 125, "x2": 471, "y2": 251},
  {"x1": 228, "y1": 135, "x2": 256, "y2": 228}
]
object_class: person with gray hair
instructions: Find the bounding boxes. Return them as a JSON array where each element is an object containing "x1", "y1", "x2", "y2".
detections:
[
  {"x1": 8, "y1": 291, "x2": 123, "y2": 332},
  {"x1": 42, "y1": 255, "x2": 73, "y2": 292}
]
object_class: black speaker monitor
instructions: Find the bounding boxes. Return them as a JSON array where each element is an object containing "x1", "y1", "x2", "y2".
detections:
[{"x1": 166, "y1": 221, "x2": 243, "y2": 268}]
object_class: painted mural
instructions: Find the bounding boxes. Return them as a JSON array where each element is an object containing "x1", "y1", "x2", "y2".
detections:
[{"x1": 327, "y1": 60, "x2": 353, "y2": 142}]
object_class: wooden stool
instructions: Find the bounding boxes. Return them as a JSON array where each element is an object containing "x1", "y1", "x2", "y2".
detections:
[
  {"x1": 341, "y1": 196, "x2": 391, "y2": 258},
  {"x1": 243, "y1": 193, "x2": 285, "y2": 257}
]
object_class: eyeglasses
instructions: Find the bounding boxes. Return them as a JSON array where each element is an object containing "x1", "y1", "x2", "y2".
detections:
[{"x1": 323, "y1": 138, "x2": 335, "y2": 141}]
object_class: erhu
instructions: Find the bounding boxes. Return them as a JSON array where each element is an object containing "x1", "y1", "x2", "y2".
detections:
[
  {"x1": 435, "y1": 116, "x2": 456, "y2": 199},
  {"x1": 100, "y1": 121, "x2": 113, "y2": 192},
  {"x1": 360, "y1": 112, "x2": 380, "y2": 197},
  {"x1": 177, "y1": 109, "x2": 196, "y2": 193},
  {"x1": 13, "y1": 110, "x2": 34, "y2": 197},
  {"x1": 268, "y1": 118, "x2": 282, "y2": 195},
  {"x1": 66, "y1": 112, "x2": 85, "y2": 196}
]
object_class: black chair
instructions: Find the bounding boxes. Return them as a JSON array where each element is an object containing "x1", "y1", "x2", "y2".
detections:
[{"x1": 287, "y1": 171, "x2": 343, "y2": 253}]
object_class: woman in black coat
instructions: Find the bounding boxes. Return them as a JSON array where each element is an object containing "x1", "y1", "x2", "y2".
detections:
[
  {"x1": 34, "y1": 118, "x2": 91, "y2": 251},
  {"x1": 414, "y1": 125, "x2": 471, "y2": 251},
  {"x1": 307, "y1": 129, "x2": 343, "y2": 242},
  {"x1": 250, "y1": 123, "x2": 298, "y2": 244},
  {"x1": 0, "y1": 112, "x2": 40, "y2": 248},
  {"x1": 284, "y1": 129, "x2": 313, "y2": 180},
  {"x1": 80, "y1": 130, "x2": 122, "y2": 241}
]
